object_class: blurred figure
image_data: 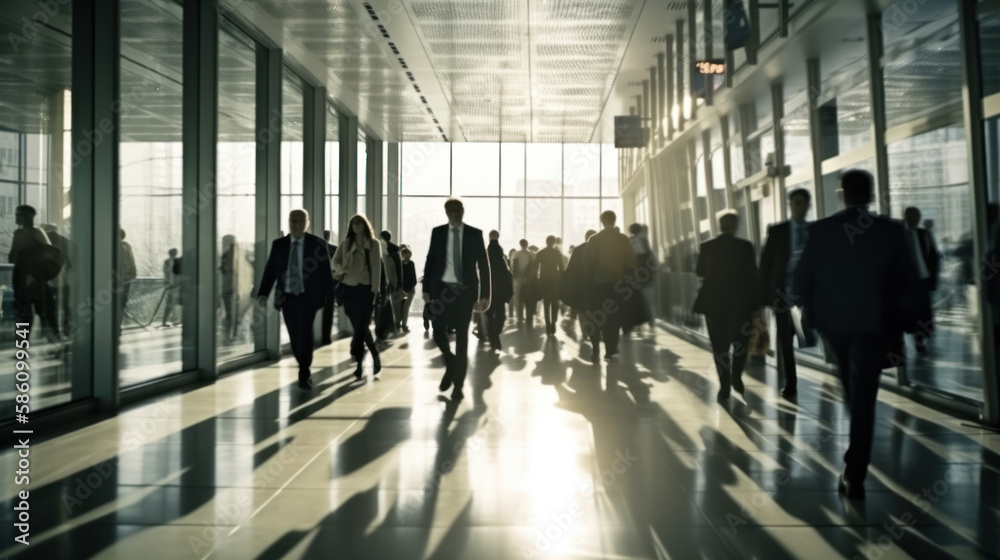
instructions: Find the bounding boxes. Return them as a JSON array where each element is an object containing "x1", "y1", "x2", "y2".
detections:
[
  {"x1": 374, "y1": 234, "x2": 398, "y2": 343},
  {"x1": 562, "y1": 229, "x2": 599, "y2": 360},
  {"x1": 41, "y1": 223, "x2": 73, "y2": 336},
  {"x1": 534, "y1": 235, "x2": 564, "y2": 335},
  {"x1": 627, "y1": 223, "x2": 657, "y2": 335},
  {"x1": 399, "y1": 246, "x2": 418, "y2": 332},
  {"x1": 381, "y1": 230, "x2": 404, "y2": 333},
  {"x1": 161, "y1": 248, "x2": 181, "y2": 327},
  {"x1": 485, "y1": 230, "x2": 513, "y2": 350},
  {"x1": 511, "y1": 239, "x2": 535, "y2": 325},
  {"x1": 257, "y1": 210, "x2": 334, "y2": 390},
  {"x1": 422, "y1": 198, "x2": 491, "y2": 402},
  {"x1": 693, "y1": 211, "x2": 761, "y2": 401},
  {"x1": 117, "y1": 228, "x2": 137, "y2": 340},
  {"x1": 9, "y1": 205, "x2": 59, "y2": 341},
  {"x1": 321, "y1": 230, "x2": 339, "y2": 346},
  {"x1": 903, "y1": 206, "x2": 940, "y2": 355},
  {"x1": 759, "y1": 188, "x2": 812, "y2": 398},
  {"x1": 586, "y1": 211, "x2": 636, "y2": 360},
  {"x1": 332, "y1": 214, "x2": 383, "y2": 381},
  {"x1": 221, "y1": 236, "x2": 253, "y2": 340},
  {"x1": 795, "y1": 170, "x2": 929, "y2": 500}
]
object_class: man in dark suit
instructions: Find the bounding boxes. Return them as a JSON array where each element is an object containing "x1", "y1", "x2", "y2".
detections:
[
  {"x1": 759, "y1": 188, "x2": 812, "y2": 398},
  {"x1": 380, "y1": 230, "x2": 404, "y2": 330},
  {"x1": 585, "y1": 211, "x2": 636, "y2": 361},
  {"x1": 693, "y1": 211, "x2": 761, "y2": 401},
  {"x1": 485, "y1": 230, "x2": 513, "y2": 351},
  {"x1": 795, "y1": 170, "x2": 928, "y2": 499},
  {"x1": 422, "y1": 198, "x2": 491, "y2": 402},
  {"x1": 256, "y1": 210, "x2": 333, "y2": 390},
  {"x1": 903, "y1": 207, "x2": 940, "y2": 354},
  {"x1": 321, "y1": 230, "x2": 339, "y2": 346}
]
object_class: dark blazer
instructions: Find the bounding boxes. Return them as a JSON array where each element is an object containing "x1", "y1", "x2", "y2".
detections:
[
  {"x1": 912, "y1": 227, "x2": 941, "y2": 290},
  {"x1": 560, "y1": 241, "x2": 591, "y2": 310},
  {"x1": 488, "y1": 240, "x2": 514, "y2": 304},
  {"x1": 422, "y1": 223, "x2": 490, "y2": 302},
  {"x1": 794, "y1": 208, "x2": 928, "y2": 335},
  {"x1": 759, "y1": 221, "x2": 791, "y2": 306},
  {"x1": 385, "y1": 240, "x2": 403, "y2": 289},
  {"x1": 693, "y1": 234, "x2": 760, "y2": 317},
  {"x1": 257, "y1": 233, "x2": 333, "y2": 310}
]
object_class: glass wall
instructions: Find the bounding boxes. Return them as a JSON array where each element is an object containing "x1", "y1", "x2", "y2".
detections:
[
  {"x1": 357, "y1": 130, "x2": 368, "y2": 219},
  {"x1": 399, "y1": 143, "x2": 621, "y2": 300},
  {"x1": 0, "y1": 1, "x2": 76, "y2": 416},
  {"x1": 325, "y1": 105, "x2": 340, "y2": 243},
  {"x1": 216, "y1": 20, "x2": 258, "y2": 362},
  {"x1": 280, "y1": 69, "x2": 304, "y2": 230},
  {"x1": 118, "y1": 0, "x2": 185, "y2": 387}
]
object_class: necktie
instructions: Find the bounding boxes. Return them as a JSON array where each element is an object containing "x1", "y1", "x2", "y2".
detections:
[
  {"x1": 452, "y1": 227, "x2": 463, "y2": 284},
  {"x1": 288, "y1": 240, "x2": 304, "y2": 295},
  {"x1": 795, "y1": 223, "x2": 807, "y2": 252}
]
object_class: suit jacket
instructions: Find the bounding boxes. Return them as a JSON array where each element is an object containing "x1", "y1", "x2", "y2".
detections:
[
  {"x1": 586, "y1": 227, "x2": 636, "y2": 284},
  {"x1": 422, "y1": 223, "x2": 491, "y2": 303},
  {"x1": 257, "y1": 232, "x2": 333, "y2": 310},
  {"x1": 560, "y1": 241, "x2": 591, "y2": 310},
  {"x1": 488, "y1": 240, "x2": 513, "y2": 304},
  {"x1": 385, "y1": 240, "x2": 403, "y2": 289},
  {"x1": 759, "y1": 221, "x2": 791, "y2": 307},
  {"x1": 693, "y1": 233, "x2": 760, "y2": 318},
  {"x1": 793, "y1": 207, "x2": 929, "y2": 335}
]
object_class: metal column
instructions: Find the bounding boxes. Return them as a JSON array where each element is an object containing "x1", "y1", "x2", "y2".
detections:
[
  {"x1": 71, "y1": 0, "x2": 119, "y2": 407},
  {"x1": 303, "y1": 85, "x2": 326, "y2": 237},
  {"x1": 182, "y1": 0, "x2": 219, "y2": 378},
  {"x1": 255, "y1": 46, "x2": 282, "y2": 359},
  {"x1": 865, "y1": 14, "x2": 891, "y2": 214}
]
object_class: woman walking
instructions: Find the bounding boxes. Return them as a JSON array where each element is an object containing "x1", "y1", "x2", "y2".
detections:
[{"x1": 332, "y1": 214, "x2": 383, "y2": 380}]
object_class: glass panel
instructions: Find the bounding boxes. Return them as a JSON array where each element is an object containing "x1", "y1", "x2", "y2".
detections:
[
  {"x1": 525, "y1": 143, "x2": 562, "y2": 197},
  {"x1": 119, "y1": 0, "x2": 185, "y2": 387},
  {"x1": 782, "y1": 95, "x2": 813, "y2": 178},
  {"x1": 358, "y1": 131, "x2": 367, "y2": 199},
  {"x1": 216, "y1": 20, "x2": 257, "y2": 361},
  {"x1": 280, "y1": 68, "x2": 304, "y2": 228},
  {"x1": 564, "y1": 199, "x2": 601, "y2": 248},
  {"x1": 453, "y1": 143, "x2": 499, "y2": 196},
  {"x1": 501, "y1": 143, "x2": 525, "y2": 196},
  {"x1": 399, "y1": 196, "x2": 449, "y2": 271},
  {"x1": 729, "y1": 114, "x2": 746, "y2": 183},
  {"x1": 400, "y1": 142, "x2": 448, "y2": 196},
  {"x1": 759, "y1": 3, "x2": 779, "y2": 42},
  {"x1": 461, "y1": 198, "x2": 499, "y2": 240},
  {"x1": 601, "y1": 144, "x2": 619, "y2": 197},
  {"x1": 888, "y1": 124, "x2": 981, "y2": 402},
  {"x1": 0, "y1": 2, "x2": 75, "y2": 418},
  {"x1": 325, "y1": 106, "x2": 340, "y2": 241},
  {"x1": 563, "y1": 144, "x2": 600, "y2": 197},
  {"x1": 986, "y1": 116, "x2": 1000, "y2": 365},
  {"x1": 883, "y1": 17, "x2": 962, "y2": 130},
  {"x1": 525, "y1": 198, "x2": 562, "y2": 247},
  {"x1": 982, "y1": 10, "x2": 1000, "y2": 97}
]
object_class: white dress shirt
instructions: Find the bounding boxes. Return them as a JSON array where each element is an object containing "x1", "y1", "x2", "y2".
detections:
[
  {"x1": 442, "y1": 223, "x2": 464, "y2": 284},
  {"x1": 286, "y1": 234, "x2": 306, "y2": 293}
]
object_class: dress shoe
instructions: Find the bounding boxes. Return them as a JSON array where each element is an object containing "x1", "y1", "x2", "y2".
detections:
[
  {"x1": 717, "y1": 388, "x2": 730, "y2": 401},
  {"x1": 732, "y1": 375, "x2": 745, "y2": 394},
  {"x1": 781, "y1": 387, "x2": 797, "y2": 399},
  {"x1": 838, "y1": 473, "x2": 865, "y2": 500},
  {"x1": 298, "y1": 378, "x2": 312, "y2": 390},
  {"x1": 372, "y1": 354, "x2": 382, "y2": 375},
  {"x1": 590, "y1": 348, "x2": 600, "y2": 363},
  {"x1": 451, "y1": 387, "x2": 464, "y2": 402},
  {"x1": 354, "y1": 359, "x2": 364, "y2": 381},
  {"x1": 439, "y1": 361, "x2": 454, "y2": 392}
]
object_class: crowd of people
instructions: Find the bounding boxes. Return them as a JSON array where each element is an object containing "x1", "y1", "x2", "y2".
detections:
[{"x1": 8, "y1": 167, "x2": 1000, "y2": 501}]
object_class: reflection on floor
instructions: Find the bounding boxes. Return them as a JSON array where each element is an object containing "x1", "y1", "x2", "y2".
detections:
[{"x1": 1, "y1": 317, "x2": 998, "y2": 559}]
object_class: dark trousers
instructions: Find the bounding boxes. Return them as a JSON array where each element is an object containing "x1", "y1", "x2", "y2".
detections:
[
  {"x1": 162, "y1": 285, "x2": 179, "y2": 325},
  {"x1": 485, "y1": 301, "x2": 506, "y2": 345},
  {"x1": 579, "y1": 311, "x2": 601, "y2": 355},
  {"x1": 705, "y1": 313, "x2": 751, "y2": 388},
  {"x1": 825, "y1": 333, "x2": 883, "y2": 483},
  {"x1": 280, "y1": 294, "x2": 320, "y2": 381},
  {"x1": 343, "y1": 284, "x2": 377, "y2": 362},
  {"x1": 15, "y1": 282, "x2": 58, "y2": 340},
  {"x1": 590, "y1": 283, "x2": 621, "y2": 355},
  {"x1": 774, "y1": 307, "x2": 798, "y2": 390},
  {"x1": 910, "y1": 279, "x2": 935, "y2": 352},
  {"x1": 432, "y1": 285, "x2": 476, "y2": 390},
  {"x1": 321, "y1": 288, "x2": 336, "y2": 345},
  {"x1": 115, "y1": 283, "x2": 131, "y2": 340},
  {"x1": 399, "y1": 290, "x2": 415, "y2": 328}
]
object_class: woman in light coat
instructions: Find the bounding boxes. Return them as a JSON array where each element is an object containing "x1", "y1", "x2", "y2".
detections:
[{"x1": 332, "y1": 214, "x2": 383, "y2": 380}]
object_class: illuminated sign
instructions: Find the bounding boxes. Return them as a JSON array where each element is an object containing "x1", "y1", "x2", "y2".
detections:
[{"x1": 695, "y1": 59, "x2": 726, "y2": 75}]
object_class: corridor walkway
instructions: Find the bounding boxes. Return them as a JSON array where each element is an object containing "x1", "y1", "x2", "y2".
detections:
[{"x1": 2, "y1": 319, "x2": 998, "y2": 559}]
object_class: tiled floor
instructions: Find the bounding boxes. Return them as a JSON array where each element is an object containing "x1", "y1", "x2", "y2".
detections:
[{"x1": 2, "y1": 318, "x2": 998, "y2": 560}]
